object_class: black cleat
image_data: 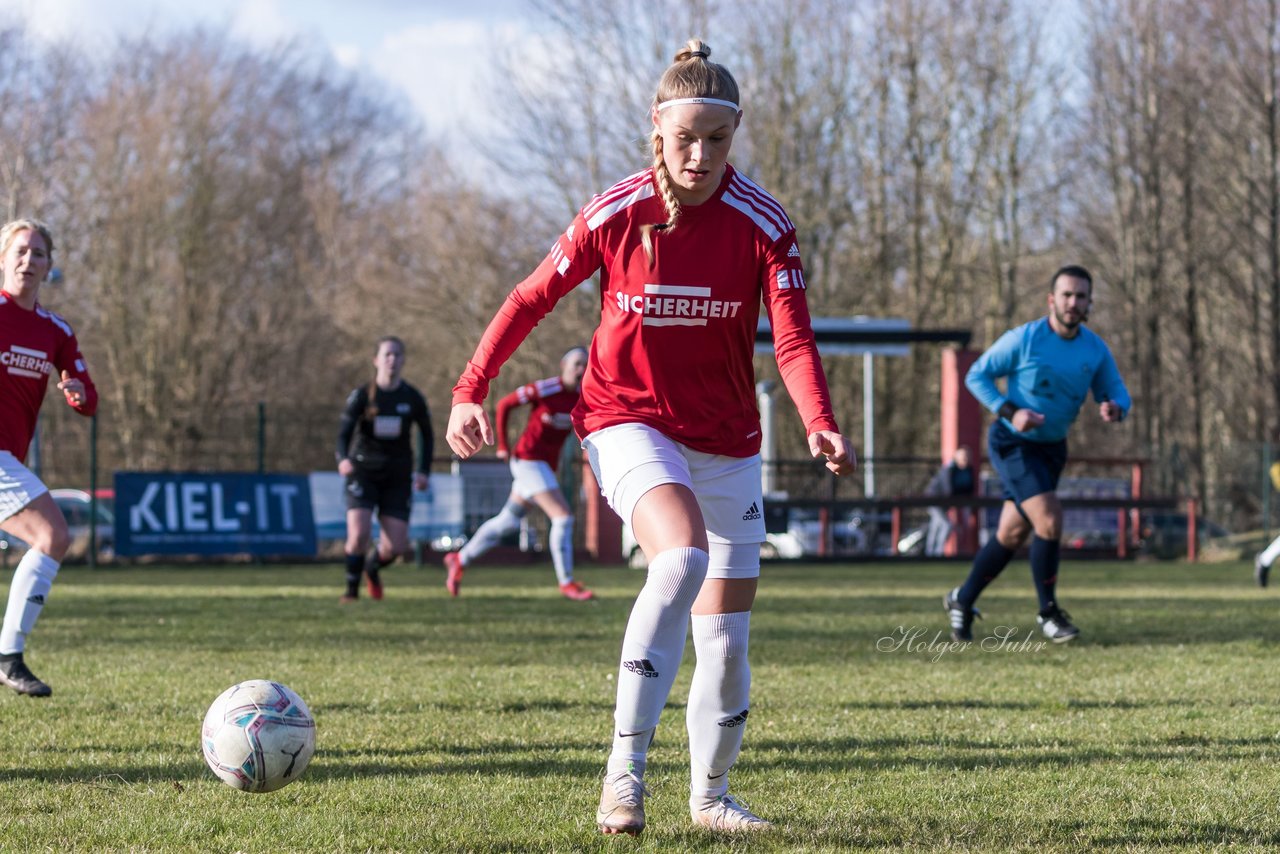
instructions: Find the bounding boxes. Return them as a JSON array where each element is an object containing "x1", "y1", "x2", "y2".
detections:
[
  {"x1": 0, "y1": 653, "x2": 52, "y2": 697},
  {"x1": 943, "y1": 588, "x2": 981, "y2": 642},
  {"x1": 1256, "y1": 554, "x2": 1270, "y2": 588},
  {"x1": 1037, "y1": 603, "x2": 1080, "y2": 643}
]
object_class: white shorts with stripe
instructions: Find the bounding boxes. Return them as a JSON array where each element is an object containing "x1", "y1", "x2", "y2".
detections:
[
  {"x1": 582, "y1": 423, "x2": 764, "y2": 579},
  {"x1": 509, "y1": 458, "x2": 561, "y2": 500},
  {"x1": 0, "y1": 450, "x2": 48, "y2": 524}
]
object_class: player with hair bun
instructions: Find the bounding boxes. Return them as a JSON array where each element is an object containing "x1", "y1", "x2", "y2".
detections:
[
  {"x1": 0, "y1": 218, "x2": 98, "y2": 697},
  {"x1": 445, "y1": 39, "x2": 855, "y2": 835},
  {"x1": 444, "y1": 346, "x2": 593, "y2": 600}
]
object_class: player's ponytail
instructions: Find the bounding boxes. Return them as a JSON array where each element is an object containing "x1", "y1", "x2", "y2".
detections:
[{"x1": 641, "y1": 39, "x2": 740, "y2": 266}]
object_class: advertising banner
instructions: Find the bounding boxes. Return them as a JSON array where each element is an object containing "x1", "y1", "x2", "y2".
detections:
[{"x1": 114, "y1": 472, "x2": 317, "y2": 557}]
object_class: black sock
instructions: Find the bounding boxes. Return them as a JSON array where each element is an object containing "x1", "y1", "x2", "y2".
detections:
[
  {"x1": 956, "y1": 538, "x2": 1016, "y2": 607},
  {"x1": 364, "y1": 548, "x2": 393, "y2": 579},
  {"x1": 344, "y1": 553, "x2": 363, "y2": 597},
  {"x1": 1030, "y1": 536, "x2": 1060, "y2": 611}
]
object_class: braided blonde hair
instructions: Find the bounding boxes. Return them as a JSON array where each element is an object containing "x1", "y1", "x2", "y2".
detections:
[{"x1": 640, "y1": 39, "x2": 741, "y2": 265}]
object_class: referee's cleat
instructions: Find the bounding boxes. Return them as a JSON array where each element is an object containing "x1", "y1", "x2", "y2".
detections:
[
  {"x1": 943, "y1": 587, "x2": 981, "y2": 642},
  {"x1": 444, "y1": 551, "x2": 464, "y2": 598},
  {"x1": 365, "y1": 571, "x2": 384, "y2": 601},
  {"x1": 0, "y1": 653, "x2": 52, "y2": 697},
  {"x1": 1256, "y1": 554, "x2": 1270, "y2": 588},
  {"x1": 1037, "y1": 603, "x2": 1080, "y2": 643}
]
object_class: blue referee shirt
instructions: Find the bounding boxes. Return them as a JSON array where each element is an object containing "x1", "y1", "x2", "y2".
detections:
[{"x1": 966, "y1": 316, "x2": 1131, "y2": 443}]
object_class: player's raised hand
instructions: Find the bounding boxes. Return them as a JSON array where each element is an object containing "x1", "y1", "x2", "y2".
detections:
[
  {"x1": 808, "y1": 430, "x2": 857, "y2": 476},
  {"x1": 57, "y1": 369, "x2": 84, "y2": 406},
  {"x1": 446, "y1": 402, "x2": 494, "y2": 459}
]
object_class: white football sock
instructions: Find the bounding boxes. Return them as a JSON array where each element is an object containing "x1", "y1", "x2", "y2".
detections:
[
  {"x1": 1262, "y1": 533, "x2": 1280, "y2": 568},
  {"x1": 687, "y1": 611, "x2": 751, "y2": 803},
  {"x1": 1, "y1": 549, "x2": 60, "y2": 655},
  {"x1": 458, "y1": 499, "x2": 525, "y2": 565},
  {"x1": 606, "y1": 546, "x2": 709, "y2": 775},
  {"x1": 549, "y1": 515, "x2": 574, "y2": 585}
]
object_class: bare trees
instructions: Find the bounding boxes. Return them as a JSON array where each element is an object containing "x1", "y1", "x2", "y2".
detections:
[
  {"x1": 12, "y1": 25, "x2": 545, "y2": 480},
  {"x1": 8, "y1": 3, "x2": 1280, "y2": 525}
]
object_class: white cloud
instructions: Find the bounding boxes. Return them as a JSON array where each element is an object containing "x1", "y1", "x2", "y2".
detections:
[{"x1": 367, "y1": 20, "x2": 491, "y2": 136}]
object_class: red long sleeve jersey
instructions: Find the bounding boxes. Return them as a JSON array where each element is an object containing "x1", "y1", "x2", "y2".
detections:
[
  {"x1": 453, "y1": 165, "x2": 838, "y2": 458},
  {"x1": 496, "y1": 377, "x2": 578, "y2": 469},
  {"x1": 0, "y1": 293, "x2": 98, "y2": 462}
]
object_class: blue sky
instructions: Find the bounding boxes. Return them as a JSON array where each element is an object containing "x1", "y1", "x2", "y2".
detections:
[{"x1": 0, "y1": 0, "x2": 536, "y2": 161}]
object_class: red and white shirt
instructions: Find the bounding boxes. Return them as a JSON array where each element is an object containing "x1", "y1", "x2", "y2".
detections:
[
  {"x1": 0, "y1": 292, "x2": 98, "y2": 462},
  {"x1": 453, "y1": 164, "x2": 838, "y2": 458},
  {"x1": 496, "y1": 376, "x2": 579, "y2": 469}
]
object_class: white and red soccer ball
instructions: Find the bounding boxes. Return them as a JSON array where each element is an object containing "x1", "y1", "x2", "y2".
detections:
[{"x1": 201, "y1": 680, "x2": 316, "y2": 792}]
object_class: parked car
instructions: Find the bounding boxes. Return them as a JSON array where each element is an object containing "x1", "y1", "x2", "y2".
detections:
[{"x1": 0, "y1": 488, "x2": 116, "y2": 562}]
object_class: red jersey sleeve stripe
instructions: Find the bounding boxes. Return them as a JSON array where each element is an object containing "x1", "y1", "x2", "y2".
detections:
[
  {"x1": 731, "y1": 171, "x2": 794, "y2": 228},
  {"x1": 37, "y1": 307, "x2": 73, "y2": 337},
  {"x1": 582, "y1": 169, "x2": 652, "y2": 220},
  {"x1": 533, "y1": 377, "x2": 563, "y2": 397},
  {"x1": 723, "y1": 174, "x2": 793, "y2": 240},
  {"x1": 586, "y1": 183, "x2": 656, "y2": 231}
]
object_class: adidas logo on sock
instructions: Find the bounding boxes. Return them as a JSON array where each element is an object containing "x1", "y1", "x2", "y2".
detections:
[
  {"x1": 26, "y1": 594, "x2": 45, "y2": 605},
  {"x1": 742, "y1": 502, "x2": 761, "y2": 521},
  {"x1": 623, "y1": 659, "x2": 659, "y2": 678},
  {"x1": 717, "y1": 709, "x2": 750, "y2": 728}
]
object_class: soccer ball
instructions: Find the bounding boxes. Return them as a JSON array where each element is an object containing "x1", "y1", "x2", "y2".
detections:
[{"x1": 201, "y1": 679, "x2": 316, "y2": 792}]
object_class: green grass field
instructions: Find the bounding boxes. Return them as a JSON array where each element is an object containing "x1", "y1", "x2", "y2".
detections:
[{"x1": 1, "y1": 558, "x2": 1278, "y2": 852}]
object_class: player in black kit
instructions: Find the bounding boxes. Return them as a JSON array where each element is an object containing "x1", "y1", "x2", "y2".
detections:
[{"x1": 336, "y1": 336, "x2": 433, "y2": 602}]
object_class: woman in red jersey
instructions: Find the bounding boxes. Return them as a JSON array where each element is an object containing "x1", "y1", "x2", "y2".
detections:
[
  {"x1": 446, "y1": 40, "x2": 855, "y2": 835},
  {"x1": 0, "y1": 219, "x2": 98, "y2": 697},
  {"x1": 443, "y1": 347, "x2": 593, "y2": 601}
]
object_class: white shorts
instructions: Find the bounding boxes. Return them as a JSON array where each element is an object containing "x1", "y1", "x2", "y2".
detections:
[
  {"x1": 582, "y1": 423, "x2": 764, "y2": 579},
  {"x1": 0, "y1": 450, "x2": 48, "y2": 524},
  {"x1": 509, "y1": 458, "x2": 561, "y2": 500}
]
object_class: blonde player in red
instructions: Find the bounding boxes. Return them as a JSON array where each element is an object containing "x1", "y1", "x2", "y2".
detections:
[
  {"x1": 0, "y1": 219, "x2": 98, "y2": 697},
  {"x1": 446, "y1": 40, "x2": 855, "y2": 835},
  {"x1": 443, "y1": 347, "x2": 593, "y2": 600}
]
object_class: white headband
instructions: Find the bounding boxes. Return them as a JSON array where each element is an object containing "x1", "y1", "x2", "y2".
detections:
[{"x1": 656, "y1": 97, "x2": 740, "y2": 112}]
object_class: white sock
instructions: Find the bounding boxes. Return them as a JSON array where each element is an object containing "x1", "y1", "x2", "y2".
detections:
[
  {"x1": 1, "y1": 549, "x2": 60, "y2": 655},
  {"x1": 687, "y1": 611, "x2": 751, "y2": 804},
  {"x1": 607, "y1": 546, "x2": 709, "y2": 775},
  {"x1": 549, "y1": 516, "x2": 574, "y2": 585},
  {"x1": 458, "y1": 500, "x2": 525, "y2": 565},
  {"x1": 1262, "y1": 533, "x2": 1280, "y2": 568}
]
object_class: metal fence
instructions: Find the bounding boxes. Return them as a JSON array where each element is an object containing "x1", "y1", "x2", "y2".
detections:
[{"x1": 27, "y1": 402, "x2": 1280, "y2": 557}]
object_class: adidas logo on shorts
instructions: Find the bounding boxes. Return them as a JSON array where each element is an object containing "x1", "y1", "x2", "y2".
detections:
[{"x1": 742, "y1": 502, "x2": 762, "y2": 521}]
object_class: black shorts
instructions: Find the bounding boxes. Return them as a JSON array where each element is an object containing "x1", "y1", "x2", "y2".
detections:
[
  {"x1": 344, "y1": 469, "x2": 412, "y2": 521},
  {"x1": 988, "y1": 420, "x2": 1067, "y2": 505}
]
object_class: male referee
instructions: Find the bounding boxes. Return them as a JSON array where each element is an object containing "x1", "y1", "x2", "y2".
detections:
[{"x1": 944, "y1": 265, "x2": 1131, "y2": 643}]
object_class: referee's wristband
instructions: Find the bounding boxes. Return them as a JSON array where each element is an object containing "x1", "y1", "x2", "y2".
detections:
[{"x1": 998, "y1": 401, "x2": 1018, "y2": 420}]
